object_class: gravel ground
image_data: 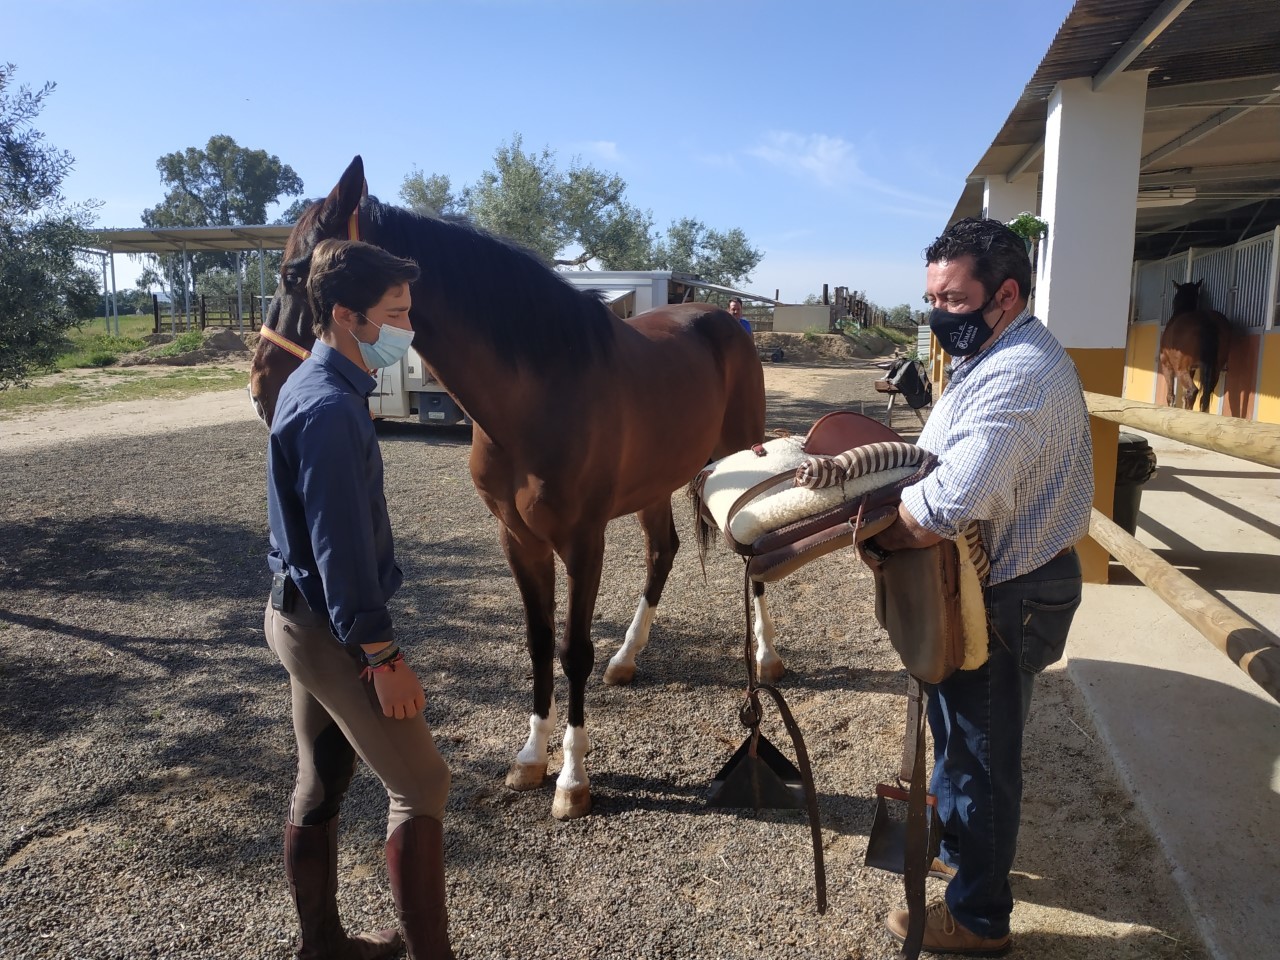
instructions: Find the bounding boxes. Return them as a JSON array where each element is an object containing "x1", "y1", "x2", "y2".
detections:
[{"x1": 0, "y1": 359, "x2": 1206, "y2": 959}]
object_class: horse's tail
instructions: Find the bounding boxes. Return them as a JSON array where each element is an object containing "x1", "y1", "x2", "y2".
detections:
[
  {"x1": 686, "y1": 478, "x2": 713, "y2": 580},
  {"x1": 1196, "y1": 315, "x2": 1220, "y2": 408}
]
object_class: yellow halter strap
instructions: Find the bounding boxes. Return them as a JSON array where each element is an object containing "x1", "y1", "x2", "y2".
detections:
[{"x1": 259, "y1": 324, "x2": 312, "y2": 362}]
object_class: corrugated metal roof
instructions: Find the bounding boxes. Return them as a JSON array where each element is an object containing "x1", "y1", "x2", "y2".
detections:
[
  {"x1": 84, "y1": 225, "x2": 294, "y2": 254},
  {"x1": 988, "y1": 0, "x2": 1280, "y2": 152},
  {"x1": 953, "y1": 0, "x2": 1280, "y2": 249}
]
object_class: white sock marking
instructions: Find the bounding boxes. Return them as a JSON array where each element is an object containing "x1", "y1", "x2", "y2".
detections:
[
  {"x1": 754, "y1": 589, "x2": 782, "y2": 676},
  {"x1": 515, "y1": 700, "x2": 556, "y2": 767},
  {"x1": 606, "y1": 597, "x2": 655, "y2": 674},
  {"x1": 557, "y1": 724, "x2": 592, "y2": 791}
]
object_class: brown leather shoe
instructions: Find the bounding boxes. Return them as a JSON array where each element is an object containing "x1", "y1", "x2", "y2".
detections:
[
  {"x1": 929, "y1": 857, "x2": 957, "y2": 880},
  {"x1": 886, "y1": 900, "x2": 1011, "y2": 956}
]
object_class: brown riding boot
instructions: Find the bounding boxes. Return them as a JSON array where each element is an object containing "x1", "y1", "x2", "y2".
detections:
[
  {"x1": 386, "y1": 816, "x2": 454, "y2": 960},
  {"x1": 284, "y1": 818, "x2": 403, "y2": 960}
]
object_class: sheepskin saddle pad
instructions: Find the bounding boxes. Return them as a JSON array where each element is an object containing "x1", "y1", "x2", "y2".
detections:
[{"x1": 696, "y1": 412, "x2": 933, "y2": 583}]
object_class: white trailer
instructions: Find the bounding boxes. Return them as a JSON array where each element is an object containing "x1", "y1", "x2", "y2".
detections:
[{"x1": 368, "y1": 270, "x2": 702, "y2": 425}]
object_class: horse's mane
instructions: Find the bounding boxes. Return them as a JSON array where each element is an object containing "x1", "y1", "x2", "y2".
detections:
[{"x1": 362, "y1": 198, "x2": 617, "y2": 368}]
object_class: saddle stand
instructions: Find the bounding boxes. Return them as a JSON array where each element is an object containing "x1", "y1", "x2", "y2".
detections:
[
  {"x1": 698, "y1": 412, "x2": 936, "y2": 917},
  {"x1": 707, "y1": 571, "x2": 827, "y2": 915}
]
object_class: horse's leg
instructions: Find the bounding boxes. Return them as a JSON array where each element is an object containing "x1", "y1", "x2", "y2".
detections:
[
  {"x1": 1160, "y1": 354, "x2": 1175, "y2": 407},
  {"x1": 1183, "y1": 369, "x2": 1199, "y2": 411},
  {"x1": 499, "y1": 524, "x2": 558, "y2": 792},
  {"x1": 553, "y1": 529, "x2": 606, "y2": 820},
  {"x1": 603, "y1": 501, "x2": 678, "y2": 686},
  {"x1": 752, "y1": 580, "x2": 785, "y2": 683}
]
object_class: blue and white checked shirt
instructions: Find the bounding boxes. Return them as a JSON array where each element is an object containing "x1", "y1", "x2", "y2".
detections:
[{"x1": 900, "y1": 308, "x2": 1093, "y2": 584}]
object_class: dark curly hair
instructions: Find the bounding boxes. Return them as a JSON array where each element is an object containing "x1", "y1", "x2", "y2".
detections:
[
  {"x1": 307, "y1": 239, "x2": 420, "y2": 335},
  {"x1": 924, "y1": 217, "x2": 1032, "y2": 302}
]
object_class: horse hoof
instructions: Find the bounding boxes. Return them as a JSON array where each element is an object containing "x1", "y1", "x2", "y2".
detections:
[
  {"x1": 505, "y1": 761, "x2": 548, "y2": 792},
  {"x1": 602, "y1": 661, "x2": 635, "y2": 686},
  {"x1": 551, "y1": 785, "x2": 592, "y2": 820},
  {"x1": 756, "y1": 657, "x2": 786, "y2": 684}
]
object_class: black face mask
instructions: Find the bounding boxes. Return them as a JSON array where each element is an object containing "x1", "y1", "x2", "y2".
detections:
[{"x1": 929, "y1": 291, "x2": 1004, "y2": 357}]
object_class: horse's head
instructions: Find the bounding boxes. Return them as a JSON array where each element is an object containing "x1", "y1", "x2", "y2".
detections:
[
  {"x1": 248, "y1": 156, "x2": 368, "y2": 425},
  {"x1": 1170, "y1": 279, "x2": 1203, "y2": 318}
]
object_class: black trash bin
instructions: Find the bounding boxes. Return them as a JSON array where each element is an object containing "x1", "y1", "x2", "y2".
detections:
[{"x1": 1113, "y1": 433, "x2": 1157, "y2": 535}]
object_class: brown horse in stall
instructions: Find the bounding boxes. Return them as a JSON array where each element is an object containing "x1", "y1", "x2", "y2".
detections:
[
  {"x1": 1159, "y1": 279, "x2": 1232, "y2": 412},
  {"x1": 249, "y1": 157, "x2": 766, "y2": 820}
]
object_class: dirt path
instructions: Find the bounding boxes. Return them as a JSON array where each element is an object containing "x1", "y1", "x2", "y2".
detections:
[{"x1": 0, "y1": 362, "x2": 1203, "y2": 960}]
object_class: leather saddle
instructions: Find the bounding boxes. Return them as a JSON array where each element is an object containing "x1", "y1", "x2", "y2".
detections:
[{"x1": 696, "y1": 411, "x2": 933, "y2": 582}]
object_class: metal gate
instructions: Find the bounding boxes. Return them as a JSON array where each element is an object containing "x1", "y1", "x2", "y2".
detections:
[{"x1": 1134, "y1": 227, "x2": 1279, "y2": 331}]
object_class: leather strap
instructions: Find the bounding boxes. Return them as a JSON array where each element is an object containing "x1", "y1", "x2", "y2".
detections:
[
  {"x1": 258, "y1": 324, "x2": 312, "y2": 362},
  {"x1": 723, "y1": 469, "x2": 797, "y2": 555},
  {"x1": 902, "y1": 675, "x2": 928, "y2": 960}
]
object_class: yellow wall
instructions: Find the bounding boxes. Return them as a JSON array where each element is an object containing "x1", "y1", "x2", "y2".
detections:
[
  {"x1": 1067, "y1": 347, "x2": 1127, "y2": 585},
  {"x1": 1257, "y1": 330, "x2": 1280, "y2": 426},
  {"x1": 1124, "y1": 322, "x2": 1160, "y2": 404}
]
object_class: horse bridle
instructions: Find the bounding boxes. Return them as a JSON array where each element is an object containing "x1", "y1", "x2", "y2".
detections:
[{"x1": 258, "y1": 188, "x2": 366, "y2": 363}]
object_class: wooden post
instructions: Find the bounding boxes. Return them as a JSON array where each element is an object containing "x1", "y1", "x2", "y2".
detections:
[
  {"x1": 1084, "y1": 392, "x2": 1280, "y2": 469},
  {"x1": 1089, "y1": 509, "x2": 1280, "y2": 704},
  {"x1": 152, "y1": 294, "x2": 160, "y2": 334}
]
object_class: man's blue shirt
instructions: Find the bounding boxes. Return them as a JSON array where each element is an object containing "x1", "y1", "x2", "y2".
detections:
[{"x1": 267, "y1": 341, "x2": 402, "y2": 648}]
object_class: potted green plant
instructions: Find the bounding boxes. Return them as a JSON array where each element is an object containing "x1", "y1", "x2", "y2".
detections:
[{"x1": 1005, "y1": 212, "x2": 1048, "y2": 253}]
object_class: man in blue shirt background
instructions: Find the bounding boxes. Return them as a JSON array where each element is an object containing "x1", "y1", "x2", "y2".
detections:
[
  {"x1": 726, "y1": 296, "x2": 752, "y2": 336},
  {"x1": 264, "y1": 239, "x2": 453, "y2": 959}
]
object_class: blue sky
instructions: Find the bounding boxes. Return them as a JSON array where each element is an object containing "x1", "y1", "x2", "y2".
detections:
[{"x1": 9, "y1": 0, "x2": 1073, "y2": 308}]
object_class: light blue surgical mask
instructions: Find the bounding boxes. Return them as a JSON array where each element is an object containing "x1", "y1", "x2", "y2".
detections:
[{"x1": 352, "y1": 315, "x2": 415, "y2": 369}]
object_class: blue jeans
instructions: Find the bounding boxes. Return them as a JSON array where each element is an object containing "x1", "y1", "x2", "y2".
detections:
[{"x1": 928, "y1": 549, "x2": 1082, "y2": 939}]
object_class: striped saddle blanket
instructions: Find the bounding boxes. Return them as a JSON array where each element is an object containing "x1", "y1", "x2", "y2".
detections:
[{"x1": 697, "y1": 412, "x2": 935, "y2": 582}]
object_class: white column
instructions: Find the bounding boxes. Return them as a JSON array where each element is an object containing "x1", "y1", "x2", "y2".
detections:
[
  {"x1": 983, "y1": 176, "x2": 1039, "y2": 224},
  {"x1": 1037, "y1": 73, "x2": 1148, "y2": 349}
]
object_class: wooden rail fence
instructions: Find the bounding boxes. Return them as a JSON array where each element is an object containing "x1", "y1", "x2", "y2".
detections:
[{"x1": 1084, "y1": 392, "x2": 1280, "y2": 703}]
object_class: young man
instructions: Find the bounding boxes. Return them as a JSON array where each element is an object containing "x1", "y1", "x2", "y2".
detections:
[
  {"x1": 874, "y1": 218, "x2": 1093, "y2": 955},
  {"x1": 726, "y1": 296, "x2": 753, "y2": 335},
  {"x1": 264, "y1": 239, "x2": 453, "y2": 959}
]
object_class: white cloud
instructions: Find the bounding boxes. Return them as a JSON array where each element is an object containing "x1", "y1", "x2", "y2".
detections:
[
  {"x1": 576, "y1": 140, "x2": 623, "y2": 163},
  {"x1": 747, "y1": 132, "x2": 855, "y2": 188},
  {"x1": 747, "y1": 130, "x2": 951, "y2": 215}
]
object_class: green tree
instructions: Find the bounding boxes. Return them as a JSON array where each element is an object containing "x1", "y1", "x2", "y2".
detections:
[
  {"x1": 140, "y1": 135, "x2": 303, "y2": 305},
  {"x1": 0, "y1": 64, "x2": 100, "y2": 388},
  {"x1": 651, "y1": 217, "x2": 762, "y2": 287},
  {"x1": 399, "y1": 133, "x2": 758, "y2": 283},
  {"x1": 887, "y1": 303, "x2": 914, "y2": 326},
  {"x1": 400, "y1": 169, "x2": 462, "y2": 217}
]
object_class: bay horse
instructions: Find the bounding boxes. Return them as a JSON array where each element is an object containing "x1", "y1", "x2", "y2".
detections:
[
  {"x1": 1159, "y1": 279, "x2": 1231, "y2": 412},
  {"x1": 249, "y1": 157, "x2": 775, "y2": 820}
]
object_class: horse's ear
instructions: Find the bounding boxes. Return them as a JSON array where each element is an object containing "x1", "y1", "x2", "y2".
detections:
[{"x1": 319, "y1": 156, "x2": 366, "y2": 233}]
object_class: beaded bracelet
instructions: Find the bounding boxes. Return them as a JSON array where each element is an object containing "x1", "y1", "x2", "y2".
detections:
[
  {"x1": 361, "y1": 651, "x2": 405, "y2": 681},
  {"x1": 363, "y1": 642, "x2": 401, "y2": 668}
]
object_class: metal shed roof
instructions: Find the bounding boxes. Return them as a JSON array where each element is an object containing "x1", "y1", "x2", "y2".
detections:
[
  {"x1": 84, "y1": 225, "x2": 294, "y2": 254},
  {"x1": 953, "y1": 0, "x2": 1280, "y2": 259}
]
